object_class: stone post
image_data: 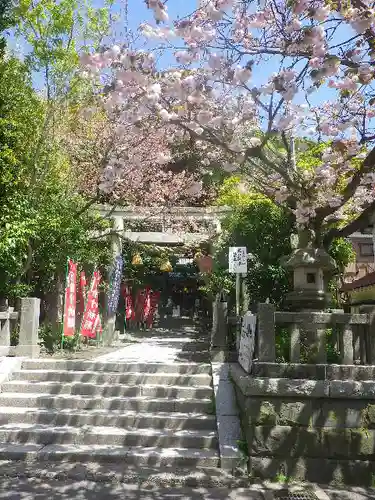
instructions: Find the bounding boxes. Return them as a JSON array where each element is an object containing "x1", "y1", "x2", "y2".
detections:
[
  {"x1": 359, "y1": 305, "x2": 375, "y2": 364},
  {"x1": 0, "y1": 311, "x2": 10, "y2": 356},
  {"x1": 104, "y1": 216, "x2": 124, "y2": 346},
  {"x1": 257, "y1": 303, "x2": 276, "y2": 362},
  {"x1": 289, "y1": 323, "x2": 300, "y2": 363},
  {"x1": 341, "y1": 325, "x2": 354, "y2": 364},
  {"x1": 16, "y1": 298, "x2": 41, "y2": 357},
  {"x1": 211, "y1": 292, "x2": 228, "y2": 362},
  {"x1": 315, "y1": 326, "x2": 327, "y2": 364}
]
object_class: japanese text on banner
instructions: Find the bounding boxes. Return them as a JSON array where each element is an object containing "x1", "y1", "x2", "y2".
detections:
[
  {"x1": 81, "y1": 271, "x2": 101, "y2": 338},
  {"x1": 63, "y1": 260, "x2": 77, "y2": 337}
]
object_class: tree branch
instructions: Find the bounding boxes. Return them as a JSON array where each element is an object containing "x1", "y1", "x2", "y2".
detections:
[{"x1": 323, "y1": 201, "x2": 375, "y2": 247}]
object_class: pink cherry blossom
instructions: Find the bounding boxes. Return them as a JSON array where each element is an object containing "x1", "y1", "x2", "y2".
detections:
[{"x1": 77, "y1": 0, "x2": 375, "y2": 234}]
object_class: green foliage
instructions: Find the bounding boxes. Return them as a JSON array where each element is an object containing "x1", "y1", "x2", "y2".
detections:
[
  {"x1": 296, "y1": 140, "x2": 326, "y2": 172},
  {"x1": 211, "y1": 177, "x2": 354, "y2": 310},
  {"x1": 214, "y1": 186, "x2": 293, "y2": 307},
  {"x1": 329, "y1": 237, "x2": 356, "y2": 273},
  {"x1": 328, "y1": 237, "x2": 355, "y2": 308},
  {"x1": 0, "y1": 58, "x2": 46, "y2": 290},
  {"x1": 216, "y1": 176, "x2": 254, "y2": 207},
  {"x1": 0, "y1": 56, "x2": 111, "y2": 299},
  {"x1": 0, "y1": 0, "x2": 14, "y2": 56},
  {"x1": 14, "y1": 0, "x2": 113, "y2": 99},
  {"x1": 39, "y1": 323, "x2": 80, "y2": 353}
]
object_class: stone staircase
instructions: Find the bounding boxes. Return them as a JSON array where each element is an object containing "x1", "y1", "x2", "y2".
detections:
[{"x1": 0, "y1": 358, "x2": 220, "y2": 468}]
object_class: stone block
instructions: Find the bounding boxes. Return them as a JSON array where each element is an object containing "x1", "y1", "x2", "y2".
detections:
[
  {"x1": 19, "y1": 298, "x2": 40, "y2": 347},
  {"x1": 257, "y1": 303, "x2": 275, "y2": 362},
  {"x1": 278, "y1": 401, "x2": 313, "y2": 427},
  {"x1": 217, "y1": 415, "x2": 243, "y2": 471},
  {"x1": 236, "y1": 376, "x2": 329, "y2": 399},
  {"x1": 330, "y1": 380, "x2": 375, "y2": 399},
  {"x1": 252, "y1": 362, "x2": 327, "y2": 380},
  {"x1": 248, "y1": 456, "x2": 375, "y2": 486},
  {"x1": 212, "y1": 362, "x2": 236, "y2": 385},
  {"x1": 350, "y1": 429, "x2": 375, "y2": 457},
  {"x1": 314, "y1": 401, "x2": 363, "y2": 429},
  {"x1": 246, "y1": 401, "x2": 277, "y2": 426},
  {"x1": 214, "y1": 380, "x2": 239, "y2": 417},
  {"x1": 327, "y1": 365, "x2": 375, "y2": 381},
  {"x1": 363, "y1": 404, "x2": 375, "y2": 428},
  {"x1": 321, "y1": 428, "x2": 351, "y2": 458},
  {"x1": 247, "y1": 426, "x2": 321, "y2": 458}
]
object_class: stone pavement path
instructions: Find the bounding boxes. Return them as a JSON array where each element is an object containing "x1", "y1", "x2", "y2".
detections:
[
  {"x1": 95, "y1": 321, "x2": 210, "y2": 364},
  {"x1": 0, "y1": 477, "x2": 374, "y2": 500}
]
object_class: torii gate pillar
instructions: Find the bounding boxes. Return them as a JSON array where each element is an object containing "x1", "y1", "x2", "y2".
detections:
[{"x1": 104, "y1": 216, "x2": 124, "y2": 346}]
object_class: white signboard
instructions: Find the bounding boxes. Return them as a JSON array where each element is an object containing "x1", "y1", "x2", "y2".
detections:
[
  {"x1": 238, "y1": 312, "x2": 257, "y2": 373},
  {"x1": 229, "y1": 247, "x2": 247, "y2": 274}
]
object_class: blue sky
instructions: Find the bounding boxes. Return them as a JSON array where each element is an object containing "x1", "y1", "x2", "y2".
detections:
[{"x1": 6, "y1": 0, "x2": 339, "y2": 106}]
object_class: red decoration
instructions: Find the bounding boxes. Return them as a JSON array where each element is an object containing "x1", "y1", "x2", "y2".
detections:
[
  {"x1": 196, "y1": 255, "x2": 213, "y2": 274},
  {"x1": 77, "y1": 271, "x2": 87, "y2": 315},
  {"x1": 63, "y1": 260, "x2": 77, "y2": 337},
  {"x1": 81, "y1": 271, "x2": 101, "y2": 338},
  {"x1": 123, "y1": 284, "x2": 135, "y2": 321}
]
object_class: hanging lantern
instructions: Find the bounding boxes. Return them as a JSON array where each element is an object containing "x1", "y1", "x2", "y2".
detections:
[
  {"x1": 160, "y1": 258, "x2": 172, "y2": 272},
  {"x1": 132, "y1": 253, "x2": 143, "y2": 266},
  {"x1": 195, "y1": 253, "x2": 213, "y2": 274},
  {"x1": 194, "y1": 251, "x2": 203, "y2": 262}
]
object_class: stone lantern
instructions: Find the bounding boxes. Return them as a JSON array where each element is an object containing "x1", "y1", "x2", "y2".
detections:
[{"x1": 282, "y1": 230, "x2": 336, "y2": 311}]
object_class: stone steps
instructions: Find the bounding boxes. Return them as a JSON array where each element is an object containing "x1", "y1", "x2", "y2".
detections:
[
  {"x1": 14, "y1": 370, "x2": 212, "y2": 386},
  {"x1": 0, "y1": 443, "x2": 220, "y2": 467},
  {"x1": 1, "y1": 381, "x2": 213, "y2": 399},
  {"x1": 21, "y1": 359, "x2": 212, "y2": 375},
  {"x1": 0, "y1": 424, "x2": 218, "y2": 448},
  {"x1": 0, "y1": 407, "x2": 216, "y2": 430},
  {"x1": 0, "y1": 393, "x2": 213, "y2": 412},
  {"x1": 0, "y1": 357, "x2": 219, "y2": 469}
]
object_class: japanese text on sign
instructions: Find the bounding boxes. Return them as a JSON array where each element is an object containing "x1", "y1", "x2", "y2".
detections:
[{"x1": 228, "y1": 247, "x2": 247, "y2": 274}]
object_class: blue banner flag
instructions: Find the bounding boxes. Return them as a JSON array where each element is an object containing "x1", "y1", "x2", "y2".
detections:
[{"x1": 108, "y1": 255, "x2": 123, "y2": 314}]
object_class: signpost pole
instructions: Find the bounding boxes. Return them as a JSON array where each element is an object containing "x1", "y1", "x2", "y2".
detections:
[{"x1": 235, "y1": 273, "x2": 241, "y2": 317}]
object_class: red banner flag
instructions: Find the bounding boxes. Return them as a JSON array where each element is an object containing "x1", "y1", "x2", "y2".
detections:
[
  {"x1": 143, "y1": 287, "x2": 152, "y2": 321},
  {"x1": 123, "y1": 285, "x2": 135, "y2": 321},
  {"x1": 78, "y1": 271, "x2": 87, "y2": 314},
  {"x1": 63, "y1": 260, "x2": 77, "y2": 337},
  {"x1": 81, "y1": 270, "x2": 101, "y2": 338}
]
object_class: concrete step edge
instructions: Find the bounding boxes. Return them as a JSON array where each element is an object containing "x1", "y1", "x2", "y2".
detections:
[
  {"x1": 0, "y1": 443, "x2": 220, "y2": 462},
  {"x1": 15, "y1": 370, "x2": 212, "y2": 378},
  {"x1": 0, "y1": 424, "x2": 218, "y2": 439},
  {"x1": 0, "y1": 407, "x2": 216, "y2": 420},
  {"x1": 0, "y1": 393, "x2": 212, "y2": 403},
  {"x1": 3, "y1": 381, "x2": 213, "y2": 390},
  {"x1": 22, "y1": 360, "x2": 211, "y2": 370}
]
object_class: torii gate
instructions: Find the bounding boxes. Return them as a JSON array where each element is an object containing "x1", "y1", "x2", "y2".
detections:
[{"x1": 96, "y1": 204, "x2": 231, "y2": 343}]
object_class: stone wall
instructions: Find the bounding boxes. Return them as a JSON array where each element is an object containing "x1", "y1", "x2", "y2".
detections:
[{"x1": 230, "y1": 363, "x2": 375, "y2": 486}]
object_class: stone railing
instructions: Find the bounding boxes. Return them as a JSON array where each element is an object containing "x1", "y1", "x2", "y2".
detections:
[
  {"x1": 0, "y1": 298, "x2": 41, "y2": 358},
  {"x1": 257, "y1": 303, "x2": 373, "y2": 365}
]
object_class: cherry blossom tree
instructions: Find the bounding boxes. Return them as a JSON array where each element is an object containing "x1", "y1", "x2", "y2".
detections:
[
  {"x1": 79, "y1": 0, "x2": 375, "y2": 249},
  {"x1": 64, "y1": 101, "x2": 205, "y2": 207}
]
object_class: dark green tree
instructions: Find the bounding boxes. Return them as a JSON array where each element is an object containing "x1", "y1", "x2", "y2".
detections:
[{"x1": 0, "y1": 0, "x2": 14, "y2": 56}]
